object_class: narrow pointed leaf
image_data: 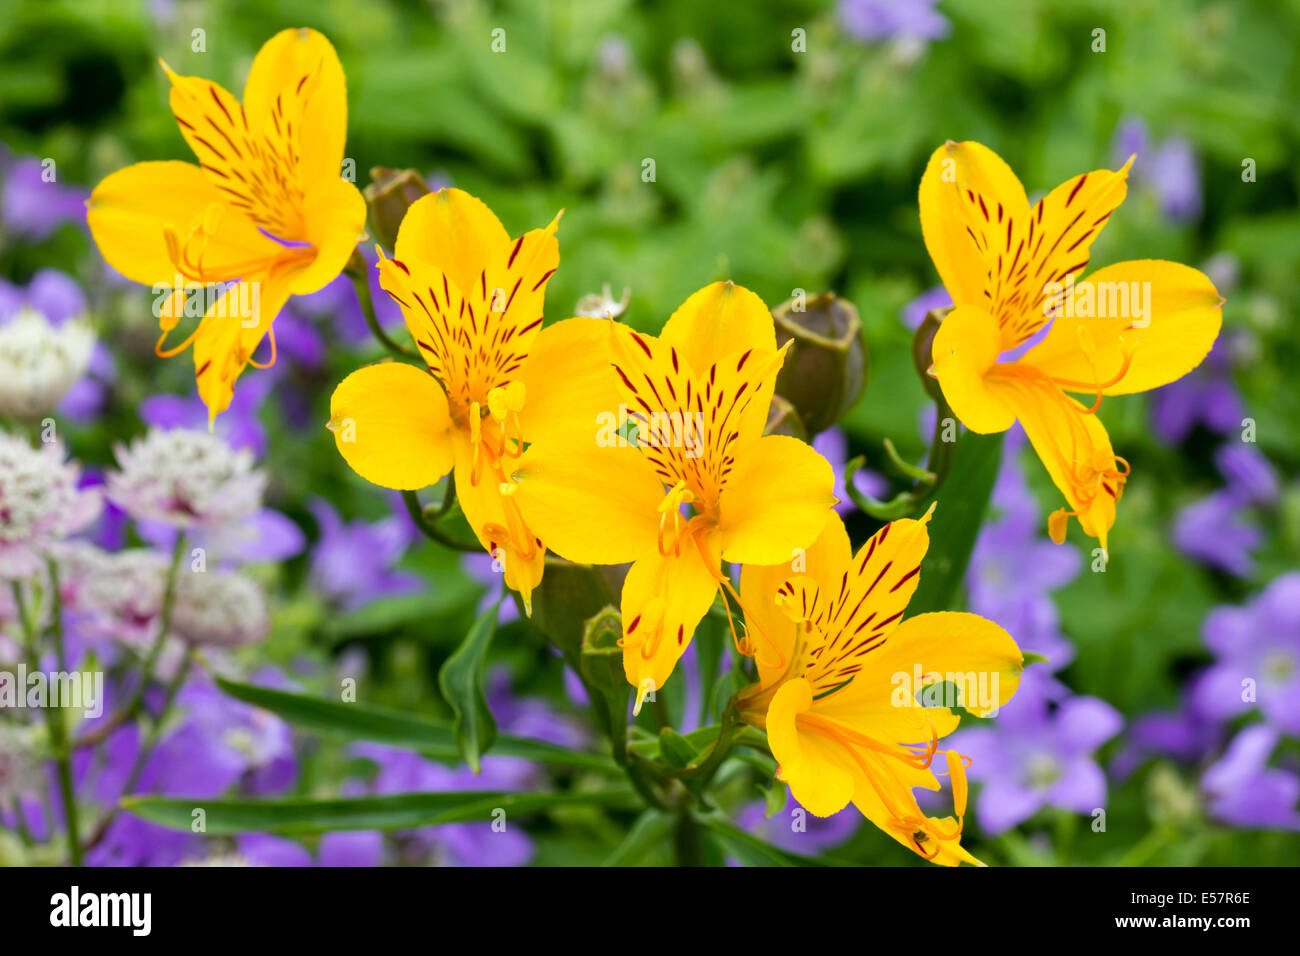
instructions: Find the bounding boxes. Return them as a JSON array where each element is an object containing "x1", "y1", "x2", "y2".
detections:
[
  {"x1": 214, "y1": 677, "x2": 616, "y2": 773},
  {"x1": 438, "y1": 597, "x2": 501, "y2": 771},
  {"x1": 122, "y1": 787, "x2": 636, "y2": 835}
]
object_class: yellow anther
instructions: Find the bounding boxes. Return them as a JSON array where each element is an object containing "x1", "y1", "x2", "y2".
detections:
[{"x1": 1047, "y1": 508, "x2": 1070, "y2": 544}]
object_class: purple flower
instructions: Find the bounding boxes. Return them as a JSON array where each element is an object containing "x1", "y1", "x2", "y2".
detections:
[
  {"x1": 1149, "y1": 338, "x2": 1243, "y2": 445},
  {"x1": 1111, "y1": 117, "x2": 1202, "y2": 222},
  {"x1": 953, "y1": 693, "x2": 1122, "y2": 835},
  {"x1": 309, "y1": 497, "x2": 420, "y2": 610},
  {"x1": 1191, "y1": 574, "x2": 1300, "y2": 735},
  {"x1": 139, "y1": 508, "x2": 306, "y2": 569},
  {"x1": 1201, "y1": 726, "x2": 1300, "y2": 830},
  {"x1": 966, "y1": 431, "x2": 1080, "y2": 668},
  {"x1": 1172, "y1": 490, "x2": 1261, "y2": 578},
  {"x1": 0, "y1": 154, "x2": 87, "y2": 241},
  {"x1": 1215, "y1": 444, "x2": 1279, "y2": 506},
  {"x1": 901, "y1": 285, "x2": 952, "y2": 331},
  {"x1": 839, "y1": 0, "x2": 950, "y2": 44},
  {"x1": 461, "y1": 550, "x2": 520, "y2": 625},
  {"x1": 1112, "y1": 694, "x2": 1223, "y2": 780},
  {"x1": 735, "y1": 791, "x2": 857, "y2": 857}
]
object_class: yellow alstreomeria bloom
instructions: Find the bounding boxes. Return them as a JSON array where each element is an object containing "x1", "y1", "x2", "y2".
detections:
[
  {"x1": 328, "y1": 188, "x2": 561, "y2": 612},
  {"x1": 738, "y1": 510, "x2": 1022, "y2": 865},
  {"x1": 507, "y1": 282, "x2": 837, "y2": 708},
  {"x1": 87, "y1": 28, "x2": 366, "y2": 422},
  {"x1": 920, "y1": 141, "x2": 1223, "y2": 552}
]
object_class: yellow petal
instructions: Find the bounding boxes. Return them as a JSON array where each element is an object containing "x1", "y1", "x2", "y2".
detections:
[
  {"x1": 516, "y1": 317, "x2": 623, "y2": 444},
  {"x1": 767, "y1": 678, "x2": 855, "y2": 817},
  {"x1": 290, "y1": 175, "x2": 367, "y2": 295},
  {"x1": 931, "y1": 305, "x2": 1016, "y2": 433},
  {"x1": 508, "y1": 440, "x2": 663, "y2": 565},
  {"x1": 394, "y1": 189, "x2": 511, "y2": 302},
  {"x1": 242, "y1": 28, "x2": 348, "y2": 191},
  {"x1": 1010, "y1": 158, "x2": 1133, "y2": 345},
  {"x1": 193, "y1": 267, "x2": 298, "y2": 421},
  {"x1": 717, "y1": 435, "x2": 836, "y2": 565},
  {"x1": 849, "y1": 611, "x2": 1022, "y2": 718},
  {"x1": 451, "y1": 433, "x2": 546, "y2": 611},
  {"x1": 1020, "y1": 259, "x2": 1223, "y2": 396},
  {"x1": 328, "y1": 361, "x2": 456, "y2": 490},
  {"x1": 621, "y1": 533, "x2": 722, "y2": 698},
  {"x1": 659, "y1": 281, "x2": 777, "y2": 443},
  {"x1": 919, "y1": 141, "x2": 1030, "y2": 309},
  {"x1": 740, "y1": 513, "x2": 851, "y2": 690},
  {"x1": 987, "y1": 367, "x2": 1119, "y2": 550},
  {"x1": 86, "y1": 161, "x2": 274, "y2": 286}
]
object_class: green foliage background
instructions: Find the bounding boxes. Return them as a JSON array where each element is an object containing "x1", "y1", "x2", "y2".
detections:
[{"x1": 2, "y1": 0, "x2": 1297, "y2": 865}]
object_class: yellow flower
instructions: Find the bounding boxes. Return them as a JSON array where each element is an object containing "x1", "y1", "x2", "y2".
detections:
[
  {"x1": 920, "y1": 141, "x2": 1223, "y2": 552},
  {"x1": 328, "y1": 188, "x2": 562, "y2": 612},
  {"x1": 737, "y1": 510, "x2": 1022, "y2": 866},
  {"x1": 507, "y1": 282, "x2": 837, "y2": 708},
  {"x1": 86, "y1": 28, "x2": 366, "y2": 423}
]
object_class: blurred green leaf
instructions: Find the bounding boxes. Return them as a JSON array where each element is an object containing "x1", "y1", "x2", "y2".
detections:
[
  {"x1": 439, "y1": 597, "x2": 502, "y2": 773},
  {"x1": 908, "y1": 431, "x2": 1005, "y2": 613},
  {"x1": 123, "y1": 787, "x2": 636, "y2": 836},
  {"x1": 215, "y1": 677, "x2": 617, "y2": 774}
]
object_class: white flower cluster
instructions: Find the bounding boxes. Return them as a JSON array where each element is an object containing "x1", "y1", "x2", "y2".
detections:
[
  {"x1": 107, "y1": 428, "x2": 265, "y2": 528},
  {"x1": 172, "y1": 568, "x2": 268, "y2": 648},
  {"x1": 0, "y1": 309, "x2": 95, "y2": 420},
  {"x1": 0, "y1": 432, "x2": 101, "y2": 579}
]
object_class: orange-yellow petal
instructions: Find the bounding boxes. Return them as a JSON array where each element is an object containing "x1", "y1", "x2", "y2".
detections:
[
  {"x1": 393, "y1": 189, "x2": 511, "y2": 302},
  {"x1": 508, "y1": 440, "x2": 663, "y2": 565},
  {"x1": 919, "y1": 141, "x2": 1030, "y2": 309},
  {"x1": 242, "y1": 28, "x2": 348, "y2": 191},
  {"x1": 1020, "y1": 259, "x2": 1223, "y2": 396},
  {"x1": 931, "y1": 305, "x2": 1016, "y2": 433},
  {"x1": 717, "y1": 435, "x2": 836, "y2": 565},
  {"x1": 767, "y1": 678, "x2": 856, "y2": 816},
  {"x1": 621, "y1": 533, "x2": 722, "y2": 702},
  {"x1": 86, "y1": 161, "x2": 274, "y2": 287},
  {"x1": 328, "y1": 361, "x2": 456, "y2": 490}
]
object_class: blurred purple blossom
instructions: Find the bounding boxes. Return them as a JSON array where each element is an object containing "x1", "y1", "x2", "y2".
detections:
[
  {"x1": 1201, "y1": 726, "x2": 1300, "y2": 830},
  {"x1": 736, "y1": 791, "x2": 858, "y2": 857},
  {"x1": 1172, "y1": 490, "x2": 1261, "y2": 578},
  {"x1": 1149, "y1": 339, "x2": 1243, "y2": 445},
  {"x1": 1111, "y1": 117, "x2": 1202, "y2": 222},
  {"x1": 310, "y1": 497, "x2": 420, "y2": 610},
  {"x1": 0, "y1": 153, "x2": 87, "y2": 240},
  {"x1": 839, "y1": 0, "x2": 950, "y2": 43},
  {"x1": 953, "y1": 691, "x2": 1122, "y2": 835},
  {"x1": 1191, "y1": 573, "x2": 1300, "y2": 735}
]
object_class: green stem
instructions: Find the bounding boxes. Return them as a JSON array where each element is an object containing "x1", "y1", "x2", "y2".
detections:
[
  {"x1": 13, "y1": 573, "x2": 83, "y2": 865},
  {"x1": 401, "y1": 488, "x2": 480, "y2": 552},
  {"x1": 673, "y1": 812, "x2": 706, "y2": 866},
  {"x1": 346, "y1": 256, "x2": 417, "y2": 360}
]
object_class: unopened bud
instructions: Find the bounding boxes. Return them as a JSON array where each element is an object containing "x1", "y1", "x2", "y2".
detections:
[
  {"x1": 364, "y1": 167, "x2": 431, "y2": 253},
  {"x1": 771, "y1": 292, "x2": 867, "y2": 435}
]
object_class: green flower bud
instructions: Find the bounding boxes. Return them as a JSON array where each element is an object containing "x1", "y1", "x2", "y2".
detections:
[
  {"x1": 364, "y1": 167, "x2": 431, "y2": 253},
  {"x1": 763, "y1": 394, "x2": 809, "y2": 441},
  {"x1": 912, "y1": 307, "x2": 950, "y2": 404},
  {"x1": 771, "y1": 291, "x2": 867, "y2": 435}
]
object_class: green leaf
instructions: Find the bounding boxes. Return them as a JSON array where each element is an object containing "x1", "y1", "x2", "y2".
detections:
[
  {"x1": 122, "y1": 787, "x2": 636, "y2": 836},
  {"x1": 214, "y1": 677, "x2": 616, "y2": 774},
  {"x1": 438, "y1": 597, "x2": 502, "y2": 772},
  {"x1": 658, "y1": 728, "x2": 698, "y2": 769},
  {"x1": 908, "y1": 431, "x2": 1005, "y2": 614},
  {"x1": 601, "y1": 809, "x2": 674, "y2": 866}
]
